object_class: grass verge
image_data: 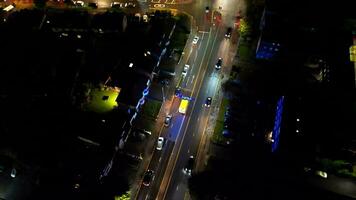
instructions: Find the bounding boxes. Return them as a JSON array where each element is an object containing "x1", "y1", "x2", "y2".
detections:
[{"x1": 211, "y1": 98, "x2": 229, "y2": 145}]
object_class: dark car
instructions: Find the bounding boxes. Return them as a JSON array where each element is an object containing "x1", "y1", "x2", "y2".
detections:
[
  {"x1": 205, "y1": 6, "x2": 209, "y2": 13},
  {"x1": 205, "y1": 97, "x2": 212, "y2": 107},
  {"x1": 215, "y1": 58, "x2": 222, "y2": 69},
  {"x1": 175, "y1": 87, "x2": 182, "y2": 97},
  {"x1": 183, "y1": 156, "x2": 194, "y2": 175},
  {"x1": 164, "y1": 115, "x2": 172, "y2": 127},
  {"x1": 143, "y1": 170, "x2": 154, "y2": 186},
  {"x1": 225, "y1": 27, "x2": 232, "y2": 38}
]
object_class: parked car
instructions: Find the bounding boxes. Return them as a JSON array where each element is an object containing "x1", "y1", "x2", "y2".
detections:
[
  {"x1": 156, "y1": 137, "x2": 164, "y2": 150},
  {"x1": 192, "y1": 36, "x2": 199, "y2": 44},
  {"x1": 182, "y1": 64, "x2": 189, "y2": 77},
  {"x1": 143, "y1": 170, "x2": 154, "y2": 186}
]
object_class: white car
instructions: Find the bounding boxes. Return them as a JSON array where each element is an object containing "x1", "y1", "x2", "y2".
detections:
[
  {"x1": 192, "y1": 36, "x2": 199, "y2": 44},
  {"x1": 156, "y1": 137, "x2": 164, "y2": 150},
  {"x1": 153, "y1": 4, "x2": 165, "y2": 8},
  {"x1": 125, "y1": 2, "x2": 136, "y2": 8},
  {"x1": 315, "y1": 170, "x2": 327, "y2": 178},
  {"x1": 111, "y1": 1, "x2": 124, "y2": 7},
  {"x1": 143, "y1": 14, "x2": 148, "y2": 22},
  {"x1": 10, "y1": 168, "x2": 16, "y2": 178},
  {"x1": 74, "y1": 0, "x2": 84, "y2": 6},
  {"x1": 182, "y1": 64, "x2": 189, "y2": 77}
]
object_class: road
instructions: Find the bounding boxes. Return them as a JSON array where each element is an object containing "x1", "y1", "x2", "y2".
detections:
[{"x1": 134, "y1": 0, "x2": 242, "y2": 198}]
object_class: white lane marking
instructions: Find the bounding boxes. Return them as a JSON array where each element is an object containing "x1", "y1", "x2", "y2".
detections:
[
  {"x1": 159, "y1": 157, "x2": 162, "y2": 163},
  {"x1": 145, "y1": 194, "x2": 149, "y2": 200},
  {"x1": 191, "y1": 75, "x2": 195, "y2": 84},
  {"x1": 197, "y1": 32, "x2": 205, "y2": 51},
  {"x1": 176, "y1": 186, "x2": 179, "y2": 191},
  {"x1": 193, "y1": 133, "x2": 195, "y2": 137},
  {"x1": 188, "y1": 149, "x2": 190, "y2": 153},
  {"x1": 194, "y1": 50, "x2": 198, "y2": 63}
]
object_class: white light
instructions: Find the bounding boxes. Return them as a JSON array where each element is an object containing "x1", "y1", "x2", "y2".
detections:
[
  {"x1": 296, "y1": 118, "x2": 300, "y2": 122},
  {"x1": 296, "y1": 129, "x2": 299, "y2": 133},
  {"x1": 46, "y1": 20, "x2": 50, "y2": 24},
  {"x1": 77, "y1": 34, "x2": 81, "y2": 39},
  {"x1": 147, "y1": 51, "x2": 151, "y2": 55},
  {"x1": 129, "y1": 63, "x2": 133, "y2": 68},
  {"x1": 144, "y1": 53, "x2": 147, "y2": 57}
]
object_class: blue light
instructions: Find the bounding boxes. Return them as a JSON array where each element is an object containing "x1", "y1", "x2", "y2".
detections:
[
  {"x1": 272, "y1": 96, "x2": 284, "y2": 152},
  {"x1": 143, "y1": 88, "x2": 149, "y2": 96},
  {"x1": 139, "y1": 98, "x2": 145, "y2": 106}
]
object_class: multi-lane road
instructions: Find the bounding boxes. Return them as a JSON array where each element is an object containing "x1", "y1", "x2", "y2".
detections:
[{"x1": 134, "y1": 0, "x2": 242, "y2": 198}]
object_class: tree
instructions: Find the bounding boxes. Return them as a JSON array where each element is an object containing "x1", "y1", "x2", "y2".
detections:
[{"x1": 114, "y1": 191, "x2": 130, "y2": 200}]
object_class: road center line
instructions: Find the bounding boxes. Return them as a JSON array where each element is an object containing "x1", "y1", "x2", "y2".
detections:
[{"x1": 162, "y1": 27, "x2": 218, "y2": 199}]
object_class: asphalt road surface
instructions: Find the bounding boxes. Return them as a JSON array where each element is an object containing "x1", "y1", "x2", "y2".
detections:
[{"x1": 133, "y1": 0, "x2": 243, "y2": 198}]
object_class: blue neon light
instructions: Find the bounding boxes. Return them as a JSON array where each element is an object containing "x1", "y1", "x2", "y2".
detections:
[
  {"x1": 272, "y1": 96, "x2": 284, "y2": 152},
  {"x1": 143, "y1": 88, "x2": 149, "y2": 96}
]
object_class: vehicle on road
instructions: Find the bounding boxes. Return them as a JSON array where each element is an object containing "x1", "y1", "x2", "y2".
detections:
[
  {"x1": 315, "y1": 170, "x2": 327, "y2": 178},
  {"x1": 73, "y1": 0, "x2": 84, "y2": 6},
  {"x1": 182, "y1": 64, "x2": 189, "y2": 77},
  {"x1": 205, "y1": 97, "x2": 212, "y2": 107},
  {"x1": 10, "y1": 167, "x2": 16, "y2": 178},
  {"x1": 111, "y1": 1, "x2": 124, "y2": 7},
  {"x1": 143, "y1": 170, "x2": 154, "y2": 186},
  {"x1": 192, "y1": 36, "x2": 199, "y2": 44},
  {"x1": 183, "y1": 156, "x2": 194, "y2": 175},
  {"x1": 179, "y1": 98, "x2": 189, "y2": 114},
  {"x1": 125, "y1": 2, "x2": 136, "y2": 8},
  {"x1": 205, "y1": 6, "x2": 209, "y2": 13},
  {"x1": 153, "y1": 3, "x2": 165, "y2": 8},
  {"x1": 164, "y1": 115, "x2": 172, "y2": 127},
  {"x1": 225, "y1": 27, "x2": 232, "y2": 38},
  {"x1": 156, "y1": 137, "x2": 164, "y2": 150},
  {"x1": 175, "y1": 87, "x2": 182, "y2": 97},
  {"x1": 143, "y1": 14, "x2": 148, "y2": 22},
  {"x1": 215, "y1": 57, "x2": 222, "y2": 69}
]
